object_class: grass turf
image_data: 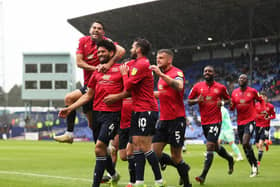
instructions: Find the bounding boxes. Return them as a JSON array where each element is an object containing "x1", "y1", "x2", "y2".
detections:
[{"x1": 0, "y1": 140, "x2": 279, "y2": 187}]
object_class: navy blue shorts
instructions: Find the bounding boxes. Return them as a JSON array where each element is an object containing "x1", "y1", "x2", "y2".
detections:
[
  {"x1": 118, "y1": 127, "x2": 132, "y2": 150},
  {"x1": 255, "y1": 126, "x2": 270, "y2": 142},
  {"x1": 202, "y1": 123, "x2": 222, "y2": 143},
  {"x1": 79, "y1": 85, "x2": 93, "y2": 113},
  {"x1": 92, "y1": 111, "x2": 120, "y2": 145},
  {"x1": 152, "y1": 117, "x2": 186, "y2": 147},
  {"x1": 237, "y1": 121, "x2": 255, "y2": 144},
  {"x1": 130, "y1": 111, "x2": 158, "y2": 136}
]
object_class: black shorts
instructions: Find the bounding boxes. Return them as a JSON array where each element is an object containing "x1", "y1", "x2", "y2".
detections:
[
  {"x1": 130, "y1": 111, "x2": 158, "y2": 136},
  {"x1": 118, "y1": 127, "x2": 132, "y2": 150},
  {"x1": 255, "y1": 126, "x2": 270, "y2": 142},
  {"x1": 79, "y1": 85, "x2": 93, "y2": 113},
  {"x1": 152, "y1": 117, "x2": 186, "y2": 147},
  {"x1": 91, "y1": 111, "x2": 120, "y2": 145},
  {"x1": 237, "y1": 121, "x2": 255, "y2": 144},
  {"x1": 202, "y1": 123, "x2": 222, "y2": 143}
]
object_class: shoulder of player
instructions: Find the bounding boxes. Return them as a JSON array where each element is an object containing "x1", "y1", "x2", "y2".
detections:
[
  {"x1": 135, "y1": 57, "x2": 150, "y2": 68},
  {"x1": 231, "y1": 88, "x2": 239, "y2": 95},
  {"x1": 213, "y1": 81, "x2": 226, "y2": 88},
  {"x1": 79, "y1": 36, "x2": 91, "y2": 42},
  {"x1": 267, "y1": 102, "x2": 274, "y2": 108},
  {"x1": 103, "y1": 36, "x2": 116, "y2": 43}
]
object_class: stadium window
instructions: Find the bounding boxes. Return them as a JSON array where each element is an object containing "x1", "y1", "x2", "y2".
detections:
[
  {"x1": 40, "y1": 81, "x2": 52, "y2": 89},
  {"x1": 55, "y1": 64, "x2": 67, "y2": 73},
  {"x1": 40, "y1": 64, "x2": 52, "y2": 73},
  {"x1": 25, "y1": 64, "x2": 37, "y2": 73},
  {"x1": 55, "y1": 81, "x2": 67, "y2": 89},
  {"x1": 25, "y1": 81, "x2": 37, "y2": 89}
]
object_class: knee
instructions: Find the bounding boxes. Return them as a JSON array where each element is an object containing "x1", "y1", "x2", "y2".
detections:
[
  {"x1": 171, "y1": 154, "x2": 182, "y2": 164},
  {"x1": 206, "y1": 143, "x2": 216, "y2": 151},
  {"x1": 64, "y1": 93, "x2": 74, "y2": 105},
  {"x1": 119, "y1": 151, "x2": 127, "y2": 161},
  {"x1": 242, "y1": 143, "x2": 249, "y2": 150},
  {"x1": 95, "y1": 144, "x2": 106, "y2": 157}
]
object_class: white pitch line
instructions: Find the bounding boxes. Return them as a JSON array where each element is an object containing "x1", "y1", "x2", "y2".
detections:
[
  {"x1": 0, "y1": 170, "x2": 92, "y2": 182},
  {"x1": 0, "y1": 170, "x2": 176, "y2": 187}
]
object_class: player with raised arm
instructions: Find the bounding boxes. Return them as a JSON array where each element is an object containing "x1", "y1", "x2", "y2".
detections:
[{"x1": 54, "y1": 21, "x2": 125, "y2": 143}]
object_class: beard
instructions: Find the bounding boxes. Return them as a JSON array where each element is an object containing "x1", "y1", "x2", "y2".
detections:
[
  {"x1": 130, "y1": 52, "x2": 137, "y2": 59},
  {"x1": 204, "y1": 75, "x2": 214, "y2": 82},
  {"x1": 99, "y1": 56, "x2": 109, "y2": 64}
]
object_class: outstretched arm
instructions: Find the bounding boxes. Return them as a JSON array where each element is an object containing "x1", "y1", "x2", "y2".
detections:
[{"x1": 59, "y1": 88, "x2": 95, "y2": 118}]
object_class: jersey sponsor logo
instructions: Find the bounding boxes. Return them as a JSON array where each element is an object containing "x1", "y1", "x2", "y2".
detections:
[
  {"x1": 102, "y1": 75, "x2": 111, "y2": 80},
  {"x1": 240, "y1": 99, "x2": 245, "y2": 104},
  {"x1": 206, "y1": 96, "x2": 212, "y2": 100},
  {"x1": 87, "y1": 54, "x2": 94, "y2": 59},
  {"x1": 111, "y1": 67, "x2": 119, "y2": 72},
  {"x1": 131, "y1": 68, "x2": 138, "y2": 76},
  {"x1": 177, "y1": 71, "x2": 184, "y2": 77}
]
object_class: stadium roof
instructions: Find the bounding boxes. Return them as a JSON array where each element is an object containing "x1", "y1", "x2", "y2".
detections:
[{"x1": 68, "y1": 0, "x2": 280, "y2": 52}]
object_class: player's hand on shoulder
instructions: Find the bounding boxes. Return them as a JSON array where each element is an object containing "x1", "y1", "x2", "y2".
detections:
[{"x1": 120, "y1": 64, "x2": 129, "y2": 75}]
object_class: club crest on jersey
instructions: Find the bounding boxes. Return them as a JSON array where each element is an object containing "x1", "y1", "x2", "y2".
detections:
[
  {"x1": 247, "y1": 93, "x2": 251, "y2": 97},
  {"x1": 214, "y1": 88, "x2": 219, "y2": 93},
  {"x1": 102, "y1": 75, "x2": 111, "y2": 80},
  {"x1": 131, "y1": 68, "x2": 138, "y2": 76},
  {"x1": 177, "y1": 71, "x2": 183, "y2": 77},
  {"x1": 159, "y1": 85, "x2": 163, "y2": 90}
]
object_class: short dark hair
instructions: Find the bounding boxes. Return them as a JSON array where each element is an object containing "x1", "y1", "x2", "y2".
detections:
[
  {"x1": 97, "y1": 40, "x2": 116, "y2": 54},
  {"x1": 157, "y1": 49, "x2": 174, "y2": 58},
  {"x1": 134, "y1": 38, "x2": 151, "y2": 56},
  {"x1": 260, "y1": 91, "x2": 267, "y2": 96},
  {"x1": 92, "y1": 20, "x2": 105, "y2": 30},
  {"x1": 204, "y1": 65, "x2": 215, "y2": 72}
]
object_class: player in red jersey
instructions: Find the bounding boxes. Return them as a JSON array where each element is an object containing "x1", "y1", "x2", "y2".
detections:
[
  {"x1": 255, "y1": 91, "x2": 276, "y2": 165},
  {"x1": 188, "y1": 65, "x2": 234, "y2": 185},
  {"x1": 54, "y1": 21, "x2": 125, "y2": 143},
  {"x1": 104, "y1": 38, "x2": 164, "y2": 187},
  {"x1": 230, "y1": 74, "x2": 265, "y2": 177},
  {"x1": 150, "y1": 49, "x2": 191, "y2": 187},
  {"x1": 118, "y1": 97, "x2": 136, "y2": 187},
  {"x1": 58, "y1": 40, "x2": 122, "y2": 187}
]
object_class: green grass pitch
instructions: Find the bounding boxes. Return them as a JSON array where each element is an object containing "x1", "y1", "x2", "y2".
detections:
[{"x1": 0, "y1": 140, "x2": 280, "y2": 187}]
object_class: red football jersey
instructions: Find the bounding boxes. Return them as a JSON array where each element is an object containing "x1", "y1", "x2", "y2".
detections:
[
  {"x1": 188, "y1": 81, "x2": 230, "y2": 125},
  {"x1": 88, "y1": 63, "x2": 123, "y2": 111},
  {"x1": 76, "y1": 36, "x2": 115, "y2": 85},
  {"x1": 158, "y1": 66, "x2": 185, "y2": 120},
  {"x1": 255, "y1": 102, "x2": 276, "y2": 127},
  {"x1": 120, "y1": 97, "x2": 133, "y2": 129},
  {"x1": 123, "y1": 57, "x2": 158, "y2": 112},
  {"x1": 231, "y1": 87, "x2": 265, "y2": 125}
]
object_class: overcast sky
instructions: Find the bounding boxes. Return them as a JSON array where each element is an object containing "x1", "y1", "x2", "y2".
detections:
[{"x1": 0, "y1": 0, "x2": 155, "y2": 92}]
